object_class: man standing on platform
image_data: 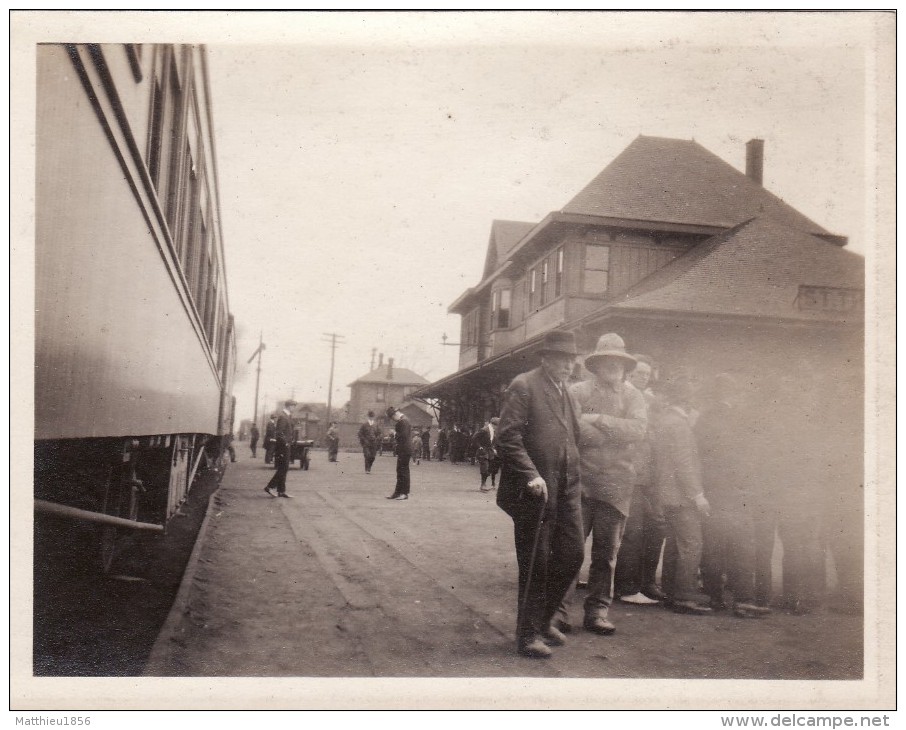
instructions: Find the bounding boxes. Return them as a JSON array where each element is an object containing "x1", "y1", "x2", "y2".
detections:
[
  {"x1": 357, "y1": 410, "x2": 380, "y2": 474},
  {"x1": 554, "y1": 333, "x2": 647, "y2": 637},
  {"x1": 386, "y1": 406, "x2": 412, "y2": 500},
  {"x1": 496, "y1": 330, "x2": 585, "y2": 659},
  {"x1": 264, "y1": 415, "x2": 277, "y2": 464},
  {"x1": 264, "y1": 400, "x2": 296, "y2": 499},
  {"x1": 249, "y1": 423, "x2": 260, "y2": 459}
]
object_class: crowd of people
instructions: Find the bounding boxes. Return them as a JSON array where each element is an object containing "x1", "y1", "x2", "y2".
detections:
[
  {"x1": 490, "y1": 329, "x2": 860, "y2": 658},
  {"x1": 252, "y1": 328, "x2": 860, "y2": 659}
]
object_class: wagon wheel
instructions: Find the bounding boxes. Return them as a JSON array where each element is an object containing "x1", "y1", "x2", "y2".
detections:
[{"x1": 99, "y1": 473, "x2": 141, "y2": 574}]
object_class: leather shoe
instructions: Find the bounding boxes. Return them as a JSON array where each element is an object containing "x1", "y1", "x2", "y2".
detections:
[
  {"x1": 541, "y1": 624, "x2": 566, "y2": 646},
  {"x1": 552, "y1": 617, "x2": 572, "y2": 634},
  {"x1": 388, "y1": 494, "x2": 408, "y2": 500},
  {"x1": 671, "y1": 600, "x2": 713, "y2": 615},
  {"x1": 517, "y1": 637, "x2": 553, "y2": 658},
  {"x1": 583, "y1": 616, "x2": 616, "y2": 635},
  {"x1": 264, "y1": 487, "x2": 275, "y2": 497},
  {"x1": 278, "y1": 493, "x2": 292, "y2": 498},
  {"x1": 733, "y1": 603, "x2": 768, "y2": 619},
  {"x1": 643, "y1": 584, "x2": 667, "y2": 601}
]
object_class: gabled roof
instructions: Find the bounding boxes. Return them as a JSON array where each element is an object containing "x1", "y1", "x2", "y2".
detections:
[
  {"x1": 481, "y1": 220, "x2": 536, "y2": 280},
  {"x1": 610, "y1": 216, "x2": 863, "y2": 323},
  {"x1": 563, "y1": 136, "x2": 833, "y2": 238},
  {"x1": 348, "y1": 364, "x2": 430, "y2": 387}
]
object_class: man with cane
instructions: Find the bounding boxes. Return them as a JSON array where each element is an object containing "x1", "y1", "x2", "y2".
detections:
[{"x1": 496, "y1": 330, "x2": 585, "y2": 658}]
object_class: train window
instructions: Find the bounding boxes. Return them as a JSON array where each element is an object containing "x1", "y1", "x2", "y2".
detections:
[{"x1": 163, "y1": 60, "x2": 184, "y2": 236}]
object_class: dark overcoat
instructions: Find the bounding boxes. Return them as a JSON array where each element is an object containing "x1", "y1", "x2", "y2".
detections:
[{"x1": 496, "y1": 366, "x2": 582, "y2": 520}]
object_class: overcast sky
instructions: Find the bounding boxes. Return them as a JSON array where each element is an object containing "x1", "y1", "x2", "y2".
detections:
[{"x1": 29, "y1": 12, "x2": 884, "y2": 424}]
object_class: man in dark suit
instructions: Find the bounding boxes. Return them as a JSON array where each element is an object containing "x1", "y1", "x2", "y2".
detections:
[
  {"x1": 249, "y1": 423, "x2": 260, "y2": 459},
  {"x1": 264, "y1": 400, "x2": 296, "y2": 498},
  {"x1": 473, "y1": 416, "x2": 501, "y2": 492},
  {"x1": 386, "y1": 406, "x2": 412, "y2": 500},
  {"x1": 357, "y1": 410, "x2": 380, "y2": 474},
  {"x1": 264, "y1": 415, "x2": 277, "y2": 464},
  {"x1": 496, "y1": 330, "x2": 585, "y2": 658}
]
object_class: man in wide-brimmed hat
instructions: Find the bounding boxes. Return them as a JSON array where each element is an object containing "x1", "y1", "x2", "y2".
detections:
[
  {"x1": 496, "y1": 329, "x2": 585, "y2": 658},
  {"x1": 553, "y1": 333, "x2": 647, "y2": 637}
]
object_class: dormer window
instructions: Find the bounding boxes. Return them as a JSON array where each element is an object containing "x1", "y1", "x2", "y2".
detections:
[
  {"x1": 584, "y1": 243, "x2": 610, "y2": 294},
  {"x1": 492, "y1": 288, "x2": 511, "y2": 329}
]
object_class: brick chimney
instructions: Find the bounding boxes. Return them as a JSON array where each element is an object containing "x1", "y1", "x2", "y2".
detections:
[
  {"x1": 378, "y1": 352, "x2": 383, "y2": 368},
  {"x1": 387, "y1": 357, "x2": 394, "y2": 380},
  {"x1": 746, "y1": 138, "x2": 764, "y2": 185}
]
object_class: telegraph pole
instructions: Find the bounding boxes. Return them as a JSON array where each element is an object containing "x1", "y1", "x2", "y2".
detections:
[
  {"x1": 247, "y1": 333, "x2": 266, "y2": 429},
  {"x1": 321, "y1": 332, "x2": 345, "y2": 426}
]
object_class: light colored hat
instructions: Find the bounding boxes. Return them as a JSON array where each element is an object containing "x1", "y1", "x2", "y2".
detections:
[{"x1": 584, "y1": 333, "x2": 637, "y2": 372}]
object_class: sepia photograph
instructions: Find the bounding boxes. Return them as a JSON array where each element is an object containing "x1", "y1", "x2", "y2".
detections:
[{"x1": 11, "y1": 10, "x2": 895, "y2": 713}]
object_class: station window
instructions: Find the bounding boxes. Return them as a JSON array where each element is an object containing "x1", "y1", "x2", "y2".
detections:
[
  {"x1": 497, "y1": 288, "x2": 511, "y2": 329},
  {"x1": 541, "y1": 260, "x2": 549, "y2": 305},
  {"x1": 584, "y1": 243, "x2": 610, "y2": 294}
]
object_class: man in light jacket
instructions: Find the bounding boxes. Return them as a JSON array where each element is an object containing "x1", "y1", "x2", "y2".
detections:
[{"x1": 553, "y1": 333, "x2": 647, "y2": 636}]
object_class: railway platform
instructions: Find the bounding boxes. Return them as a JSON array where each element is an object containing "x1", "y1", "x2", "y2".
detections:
[{"x1": 144, "y1": 451, "x2": 863, "y2": 680}]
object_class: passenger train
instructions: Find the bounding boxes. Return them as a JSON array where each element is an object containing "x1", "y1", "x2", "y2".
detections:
[{"x1": 34, "y1": 43, "x2": 236, "y2": 571}]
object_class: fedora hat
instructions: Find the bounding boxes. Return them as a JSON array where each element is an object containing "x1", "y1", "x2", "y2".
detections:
[
  {"x1": 385, "y1": 406, "x2": 398, "y2": 418},
  {"x1": 584, "y1": 333, "x2": 637, "y2": 371},
  {"x1": 539, "y1": 329, "x2": 578, "y2": 357}
]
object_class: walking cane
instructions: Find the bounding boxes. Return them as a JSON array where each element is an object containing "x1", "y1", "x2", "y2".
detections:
[{"x1": 516, "y1": 488, "x2": 549, "y2": 641}]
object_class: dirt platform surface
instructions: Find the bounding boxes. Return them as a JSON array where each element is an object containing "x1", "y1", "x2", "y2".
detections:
[{"x1": 144, "y1": 451, "x2": 862, "y2": 680}]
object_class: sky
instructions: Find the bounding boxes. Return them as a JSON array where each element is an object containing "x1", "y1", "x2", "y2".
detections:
[{"x1": 127, "y1": 12, "x2": 879, "y2": 425}]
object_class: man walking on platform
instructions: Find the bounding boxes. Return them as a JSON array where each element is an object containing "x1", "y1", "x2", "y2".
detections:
[
  {"x1": 496, "y1": 330, "x2": 585, "y2": 659},
  {"x1": 264, "y1": 400, "x2": 296, "y2": 498},
  {"x1": 357, "y1": 410, "x2": 380, "y2": 474},
  {"x1": 386, "y1": 406, "x2": 412, "y2": 500}
]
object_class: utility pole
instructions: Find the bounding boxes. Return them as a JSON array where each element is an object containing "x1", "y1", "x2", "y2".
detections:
[
  {"x1": 247, "y1": 333, "x2": 265, "y2": 429},
  {"x1": 321, "y1": 332, "x2": 345, "y2": 426}
]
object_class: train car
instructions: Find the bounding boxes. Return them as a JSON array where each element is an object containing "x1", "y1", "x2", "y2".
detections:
[{"x1": 34, "y1": 43, "x2": 236, "y2": 572}]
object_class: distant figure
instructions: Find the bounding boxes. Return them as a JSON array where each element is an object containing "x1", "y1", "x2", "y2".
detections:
[
  {"x1": 264, "y1": 401, "x2": 296, "y2": 498},
  {"x1": 224, "y1": 433, "x2": 237, "y2": 463},
  {"x1": 326, "y1": 422, "x2": 340, "y2": 463},
  {"x1": 473, "y1": 417, "x2": 501, "y2": 492},
  {"x1": 496, "y1": 330, "x2": 584, "y2": 659},
  {"x1": 651, "y1": 371, "x2": 711, "y2": 614},
  {"x1": 386, "y1": 406, "x2": 412, "y2": 500},
  {"x1": 249, "y1": 423, "x2": 260, "y2": 459},
  {"x1": 264, "y1": 415, "x2": 277, "y2": 464},
  {"x1": 410, "y1": 429, "x2": 423, "y2": 465},
  {"x1": 437, "y1": 427, "x2": 449, "y2": 461},
  {"x1": 420, "y1": 427, "x2": 431, "y2": 462},
  {"x1": 357, "y1": 410, "x2": 380, "y2": 474},
  {"x1": 697, "y1": 374, "x2": 771, "y2": 619}
]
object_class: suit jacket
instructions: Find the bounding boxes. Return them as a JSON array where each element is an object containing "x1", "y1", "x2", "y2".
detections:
[
  {"x1": 471, "y1": 425, "x2": 499, "y2": 460},
  {"x1": 394, "y1": 415, "x2": 412, "y2": 458},
  {"x1": 496, "y1": 367, "x2": 582, "y2": 519},
  {"x1": 274, "y1": 412, "x2": 294, "y2": 445},
  {"x1": 358, "y1": 421, "x2": 380, "y2": 448}
]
